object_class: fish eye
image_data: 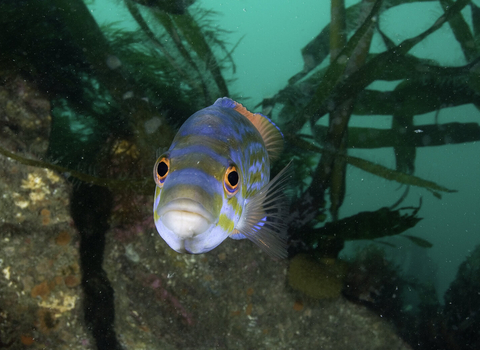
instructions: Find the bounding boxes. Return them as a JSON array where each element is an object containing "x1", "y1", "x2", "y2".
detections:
[
  {"x1": 224, "y1": 165, "x2": 239, "y2": 195},
  {"x1": 154, "y1": 155, "x2": 170, "y2": 187}
]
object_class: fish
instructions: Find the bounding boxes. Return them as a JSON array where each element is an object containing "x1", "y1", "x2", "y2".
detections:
[{"x1": 153, "y1": 97, "x2": 292, "y2": 259}]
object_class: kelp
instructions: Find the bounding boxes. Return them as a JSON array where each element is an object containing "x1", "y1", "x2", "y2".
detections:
[
  {"x1": 314, "y1": 122, "x2": 480, "y2": 149},
  {"x1": 289, "y1": 137, "x2": 456, "y2": 195},
  {"x1": 471, "y1": 2, "x2": 480, "y2": 37},
  {"x1": 130, "y1": 0, "x2": 195, "y2": 14},
  {"x1": 124, "y1": 1, "x2": 208, "y2": 103},
  {"x1": 316, "y1": 0, "x2": 377, "y2": 220},
  {"x1": 266, "y1": 0, "x2": 480, "y2": 258},
  {"x1": 440, "y1": 0, "x2": 478, "y2": 62},
  {"x1": 289, "y1": 202, "x2": 425, "y2": 258},
  {"x1": 318, "y1": 205, "x2": 422, "y2": 243},
  {"x1": 263, "y1": 0, "x2": 477, "y2": 243},
  {"x1": 127, "y1": 0, "x2": 230, "y2": 104},
  {"x1": 289, "y1": 0, "x2": 440, "y2": 85},
  {"x1": 293, "y1": 0, "x2": 384, "y2": 132},
  {"x1": 282, "y1": 0, "x2": 473, "y2": 135},
  {"x1": 172, "y1": 12, "x2": 229, "y2": 96},
  {"x1": 268, "y1": 53, "x2": 480, "y2": 125}
]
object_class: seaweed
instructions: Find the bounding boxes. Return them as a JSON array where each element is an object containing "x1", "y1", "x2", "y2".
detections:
[{"x1": 261, "y1": 0, "x2": 479, "y2": 259}]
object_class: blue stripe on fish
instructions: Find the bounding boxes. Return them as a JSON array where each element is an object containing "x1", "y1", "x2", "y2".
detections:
[{"x1": 169, "y1": 145, "x2": 229, "y2": 166}]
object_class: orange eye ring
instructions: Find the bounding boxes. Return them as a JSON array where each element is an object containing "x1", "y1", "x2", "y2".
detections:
[
  {"x1": 224, "y1": 165, "x2": 239, "y2": 195},
  {"x1": 153, "y1": 156, "x2": 170, "y2": 187}
]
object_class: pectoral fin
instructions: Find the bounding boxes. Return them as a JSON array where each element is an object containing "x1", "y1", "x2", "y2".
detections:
[{"x1": 235, "y1": 162, "x2": 293, "y2": 259}]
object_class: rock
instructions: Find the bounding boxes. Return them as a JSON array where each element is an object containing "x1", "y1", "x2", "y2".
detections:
[
  {"x1": 0, "y1": 75, "x2": 92, "y2": 349},
  {"x1": 104, "y1": 226, "x2": 411, "y2": 349}
]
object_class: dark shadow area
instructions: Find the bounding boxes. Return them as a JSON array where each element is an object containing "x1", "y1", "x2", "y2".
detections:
[{"x1": 70, "y1": 183, "x2": 121, "y2": 350}]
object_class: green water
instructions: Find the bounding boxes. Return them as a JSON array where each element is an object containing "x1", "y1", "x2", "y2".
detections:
[{"x1": 1, "y1": 0, "x2": 480, "y2": 349}]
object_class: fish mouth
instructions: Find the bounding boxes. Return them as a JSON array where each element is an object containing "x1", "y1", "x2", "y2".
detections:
[{"x1": 157, "y1": 198, "x2": 215, "y2": 239}]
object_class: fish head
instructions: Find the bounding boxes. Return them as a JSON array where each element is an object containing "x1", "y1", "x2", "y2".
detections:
[{"x1": 153, "y1": 151, "x2": 244, "y2": 254}]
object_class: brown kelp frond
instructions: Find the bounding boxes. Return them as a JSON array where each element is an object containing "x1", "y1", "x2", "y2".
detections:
[
  {"x1": 288, "y1": 136, "x2": 456, "y2": 195},
  {"x1": 288, "y1": 0, "x2": 471, "y2": 135},
  {"x1": 389, "y1": 185, "x2": 410, "y2": 210},
  {"x1": 276, "y1": 0, "x2": 475, "y2": 234},
  {"x1": 290, "y1": 0, "x2": 383, "y2": 133},
  {"x1": 171, "y1": 11, "x2": 229, "y2": 97},
  {"x1": 314, "y1": 204, "x2": 423, "y2": 242},
  {"x1": 440, "y1": 0, "x2": 479, "y2": 62},
  {"x1": 103, "y1": 25, "x2": 200, "y2": 113},
  {"x1": 402, "y1": 235, "x2": 433, "y2": 248},
  {"x1": 288, "y1": 201, "x2": 424, "y2": 259},
  {"x1": 124, "y1": 0, "x2": 232, "y2": 104},
  {"x1": 122, "y1": 2, "x2": 206, "y2": 103}
]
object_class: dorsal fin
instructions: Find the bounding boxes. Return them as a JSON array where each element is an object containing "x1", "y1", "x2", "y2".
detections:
[{"x1": 214, "y1": 97, "x2": 284, "y2": 160}]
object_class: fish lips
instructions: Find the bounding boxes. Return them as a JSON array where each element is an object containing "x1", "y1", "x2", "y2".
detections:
[{"x1": 157, "y1": 198, "x2": 216, "y2": 239}]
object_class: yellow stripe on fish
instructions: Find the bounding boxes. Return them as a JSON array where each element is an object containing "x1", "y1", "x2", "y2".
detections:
[{"x1": 153, "y1": 97, "x2": 292, "y2": 259}]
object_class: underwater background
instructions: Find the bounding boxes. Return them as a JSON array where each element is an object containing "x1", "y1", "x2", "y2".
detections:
[{"x1": 0, "y1": 0, "x2": 479, "y2": 349}]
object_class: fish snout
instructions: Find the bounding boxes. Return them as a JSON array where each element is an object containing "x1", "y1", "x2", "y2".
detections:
[{"x1": 158, "y1": 198, "x2": 215, "y2": 238}]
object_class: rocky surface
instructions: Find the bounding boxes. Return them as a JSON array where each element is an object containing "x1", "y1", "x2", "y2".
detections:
[
  {"x1": 0, "y1": 75, "x2": 411, "y2": 349},
  {"x1": 106, "y1": 234, "x2": 412, "y2": 350},
  {"x1": 0, "y1": 75, "x2": 92, "y2": 349}
]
